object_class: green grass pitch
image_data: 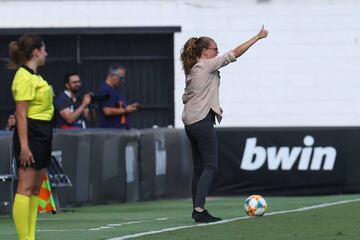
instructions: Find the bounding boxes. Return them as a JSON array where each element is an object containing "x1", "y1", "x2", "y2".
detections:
[{"x1": 1, "y1": 194, "x2": 359, "y2": 240}]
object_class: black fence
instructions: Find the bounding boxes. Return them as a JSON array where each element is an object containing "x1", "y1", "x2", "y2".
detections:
[{"x1": 1, "y1": 127, "x2": 360, "y2": 213}]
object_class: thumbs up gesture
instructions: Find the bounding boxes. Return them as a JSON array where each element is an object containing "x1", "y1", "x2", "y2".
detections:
[{"x1": 257, "y1": 25, "x2": 268, "y2": 40}]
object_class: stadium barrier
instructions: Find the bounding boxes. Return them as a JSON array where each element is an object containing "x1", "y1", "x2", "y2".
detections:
[
  {"x1": 52, "y1": 131, "x2": 91, "y2": 205},
  {"x1": 0, "y1": 132, "x2": 13, "y2": 214},
  {"x1": 53, "y1": 130, "x2": 138, "y2": 205},
  {"x1": 0, "y1": 128, "x2": 192, "y2": 210},
  {"x1": 212, "y1": 127, "x2": 360, "y2": 196},
  {"x1": 138, "y1": 128, "x2": 192, "y2": 200},
  {"x1": 125, "y1": 130, "x2": 141, "y2": 202},
  {"x1": 2, "y1": 127, "x2": 360, "y2": 211}
]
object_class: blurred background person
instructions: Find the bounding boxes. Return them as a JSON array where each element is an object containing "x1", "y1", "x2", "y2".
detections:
[
  {"x1": 5, "y1": 114, "x2": 16, "y2": 131},
  {"x1": 98, "y1": 64, "x2": 140, "y2": 129},
  {"x1": 54, "y1": 72, "x2": 92, "y2": 129}
]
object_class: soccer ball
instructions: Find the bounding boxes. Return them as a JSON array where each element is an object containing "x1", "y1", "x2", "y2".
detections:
[{"x1": 244, "y1": 195, "x2": 267, "y2": 216}]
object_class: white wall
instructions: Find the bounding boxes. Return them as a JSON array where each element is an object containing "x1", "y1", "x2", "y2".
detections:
[{"x1": 1, "y1": 0, "x2": 359, "y2": 127}]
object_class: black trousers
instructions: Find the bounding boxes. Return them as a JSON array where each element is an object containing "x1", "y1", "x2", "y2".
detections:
[{"x1": 185, "y1": 111, "x2": 217, "y2": 209}]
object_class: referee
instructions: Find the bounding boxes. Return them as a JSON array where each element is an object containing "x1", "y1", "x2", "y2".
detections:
[{"x1": 9, "y1": 34, "x2": 53, "y2": 240}]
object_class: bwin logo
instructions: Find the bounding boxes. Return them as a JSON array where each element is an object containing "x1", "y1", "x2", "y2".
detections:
[{"x1": 240, "y1": 136, "x2": 337, "y2": 171}]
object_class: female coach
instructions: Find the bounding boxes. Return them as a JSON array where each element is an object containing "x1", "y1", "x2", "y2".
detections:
[
  {"x1": 181, "y1": 26, "x2": 268, "y2": 223},
  {"x1": 9, "y1": 34, "x2": 53, "y2": 240}
]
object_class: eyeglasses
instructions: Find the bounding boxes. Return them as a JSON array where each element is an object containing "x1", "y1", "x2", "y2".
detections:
[
  {"x1": 207, "y1": 47, "x2": 218, "y2": 52},
  {"x1": 112, "y1": 73, "x2": 126, "y2": 82}
]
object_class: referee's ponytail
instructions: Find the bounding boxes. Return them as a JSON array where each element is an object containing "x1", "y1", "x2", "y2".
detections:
[
  {"x1": 180, "y1": 36, "x2": 213, "y2": 75},
  {"x1": 8, "y1": 34, "x2": 43, "y2": 69}
]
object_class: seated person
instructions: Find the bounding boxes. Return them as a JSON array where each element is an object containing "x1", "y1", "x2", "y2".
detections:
[
  {"x1": 54, "y1": 72, "x2": 91, "y2": 129},
  {"x1": 5, "y1": 114, "x2": 16, "y2": 130}
]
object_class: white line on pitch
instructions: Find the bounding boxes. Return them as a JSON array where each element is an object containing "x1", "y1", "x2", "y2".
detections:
[
  {"x1": 37, "y1": 229, "x2": 87, "y2": 232},
  {"x1": 36, "y1": 217, "x2": 175, "y2": 232},
  {"x1": 89, "y1": 221, "x2": 148, "y2": 231},
  {"x1": 107, "y1": 198, "x2": 360, "y2": 240},
  {"x1": 37, "y1": 218, "x2": 64, "y2": 221}
]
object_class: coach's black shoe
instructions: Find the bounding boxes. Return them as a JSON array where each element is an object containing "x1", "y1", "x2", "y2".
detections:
[{"x1": 192, "y1": 210, "x2": 222, "y2": 223}]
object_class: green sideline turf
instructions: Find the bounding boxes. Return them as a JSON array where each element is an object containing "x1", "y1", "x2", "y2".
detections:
[
  {"x1": 140, "y1": 199, "x2": 360, "y2": 240},
  {"x1": 0, "y1": 194, "x2": 359, "y2": 240}
]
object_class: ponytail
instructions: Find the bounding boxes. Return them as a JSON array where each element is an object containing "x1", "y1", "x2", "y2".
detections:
[
  {"x1": 8, "y1": 41, "x2": 24, "y2": 69},
  {"x1": 180, "y1": 37, "x2": 198, "y2": 75},
  {"x1": 180, "y1": 36, "x2": 213, "y2": 75},
  {"x1": 8, "y1": 34, "x2": 43, "y2": 69}
]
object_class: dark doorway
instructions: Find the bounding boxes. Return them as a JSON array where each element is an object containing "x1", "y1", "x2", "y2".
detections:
[{"x1": 0, "y1": 27, "x2": 180, "y2": 129}]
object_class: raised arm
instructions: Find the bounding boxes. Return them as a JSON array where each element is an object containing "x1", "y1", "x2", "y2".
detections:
[
  {"x1": 205, "y1": 26, "x2": 268, "y2": 72},
  {"x1": 232, "y1": 25, "x2": 268, "y2": 58},
  {"x1": 59, "y1": 94, "x2": 91, "y2": 124}
]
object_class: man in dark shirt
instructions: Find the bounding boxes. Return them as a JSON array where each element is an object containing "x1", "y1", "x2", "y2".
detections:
[
  {"x1": 98, "y1": 64, "x2": 140, "y2": 129},
  {"x1": 54, "y1": 72, "x2": 92, "y2": 129}
]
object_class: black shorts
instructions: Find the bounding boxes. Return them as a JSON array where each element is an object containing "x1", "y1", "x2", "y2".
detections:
[{"x1": 13, "y1": 118, "x2": 53, "y2": 170}]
